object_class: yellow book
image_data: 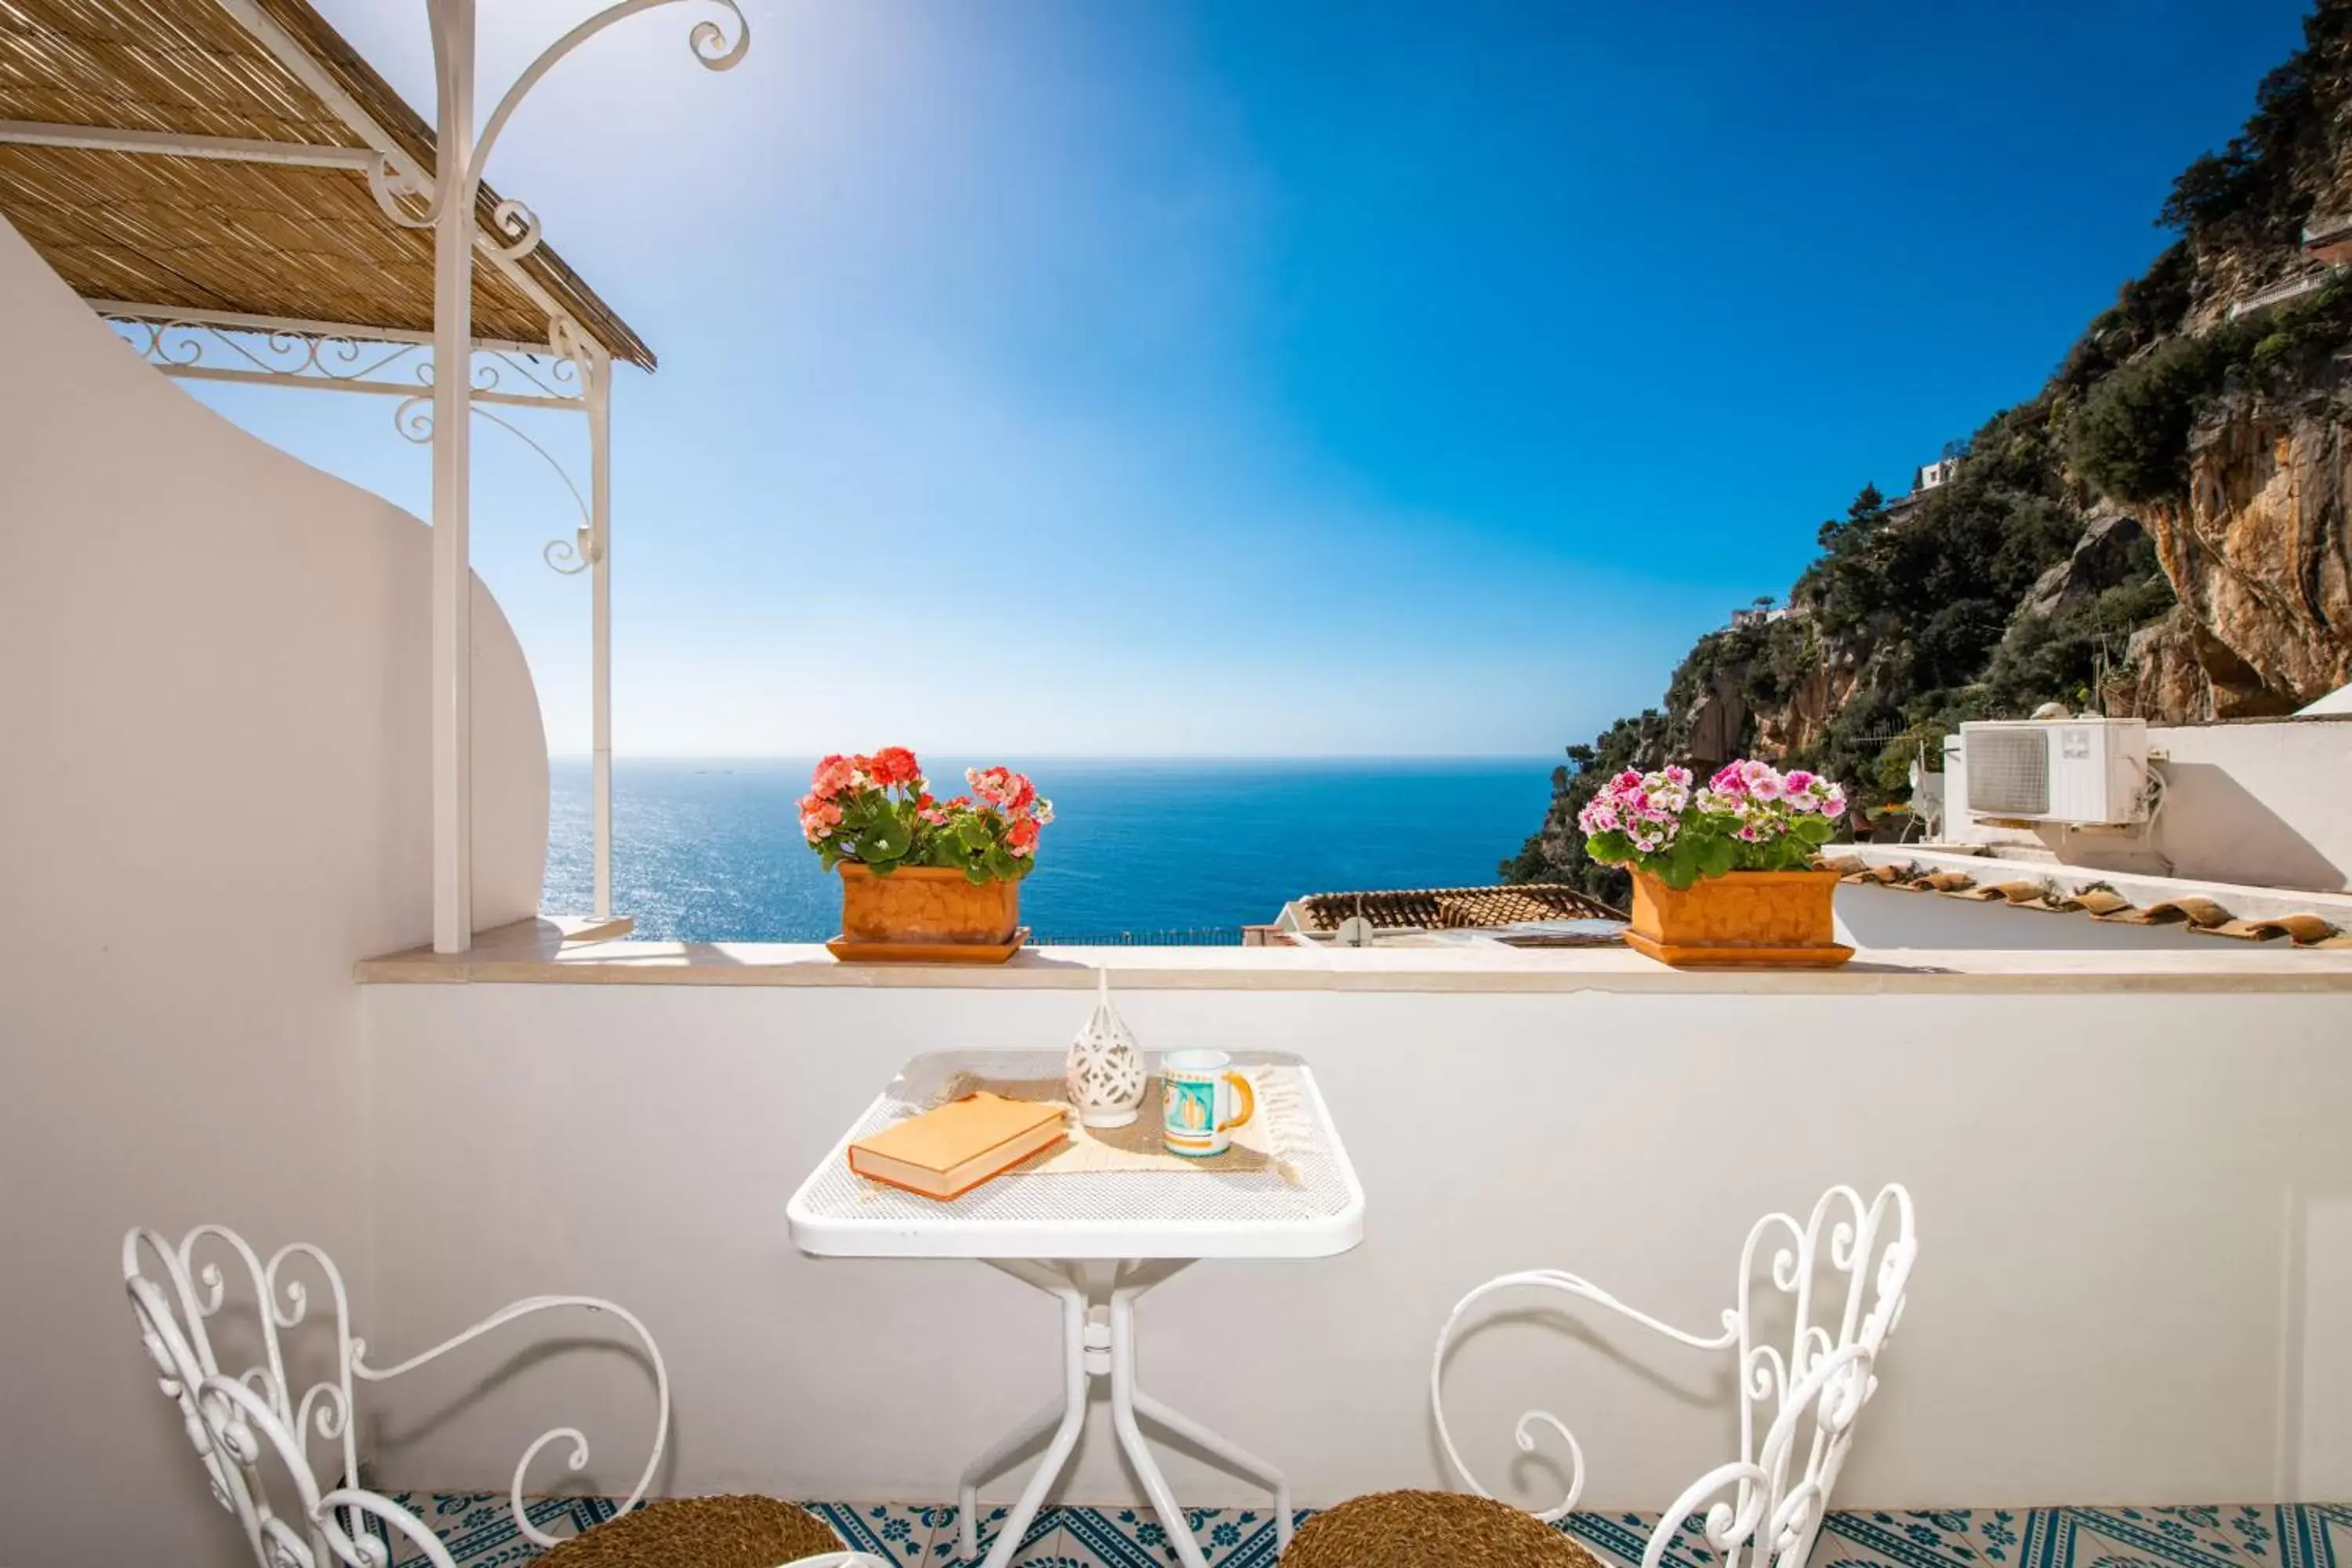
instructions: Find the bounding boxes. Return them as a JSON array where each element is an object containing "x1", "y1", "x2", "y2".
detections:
[{"x1": 849, "y1": 1092, "x2": 1068, "y2": 1200}]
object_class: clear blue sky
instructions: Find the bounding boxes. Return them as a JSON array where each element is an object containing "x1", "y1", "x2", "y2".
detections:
[{"x1": 191, "y1": 0, "x2": 2313, "y2": 757}]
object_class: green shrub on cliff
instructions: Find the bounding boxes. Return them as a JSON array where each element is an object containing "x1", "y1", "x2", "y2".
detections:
[
  {"x1": 2154, "y1": 5, "x2": 2347, "y2": 248},
  {"x1": 2071, "y1": 332, "x2": 2242, "y2": 503},
  {"x1": 1871, "y1": 721, "x2": 1950, "y2": 797},
  {"x1": 1976, "y1": 569, "x2": 2177, "y2": 717},
  {"x1": 2072, "y1": 281, "x2": 2352, "y2": 504}
]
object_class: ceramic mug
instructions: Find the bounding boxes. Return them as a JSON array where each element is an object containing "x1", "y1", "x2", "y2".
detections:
[{"x1": 1161, "y1": 1050, "x2": 1255, "y2": 1157}]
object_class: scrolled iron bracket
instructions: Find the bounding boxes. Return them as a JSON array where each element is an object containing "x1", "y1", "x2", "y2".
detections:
[{"x1": 372, "y1": 0, "x2": 749, "y2": 268}]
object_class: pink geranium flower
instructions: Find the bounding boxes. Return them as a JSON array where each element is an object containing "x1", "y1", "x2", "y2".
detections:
[
  {"x1": 1739, "y1": 760, "x2": 1785, "y2": 800},
  {"x1": 810, "y1": 753, "x2": 861, "y2": 800},
  {"x1": 1580, "y1": 754, "x2": 1847, "y2": 877},
  {"x1": 797, "y1": 793, "x2": 843, "y2": 843}
]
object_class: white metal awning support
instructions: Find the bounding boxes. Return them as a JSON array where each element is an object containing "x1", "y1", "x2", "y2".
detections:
[
  {"x1": 329, "y1": 0, "x2": 746, "y2": 952},
  {"x1": 15, "y1": 0, "x2": 749, "y2": 950}
]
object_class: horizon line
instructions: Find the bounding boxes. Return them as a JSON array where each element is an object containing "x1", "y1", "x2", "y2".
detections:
[{"x1": 545, "y1": 751, "x2": 1566, "y2": 764}]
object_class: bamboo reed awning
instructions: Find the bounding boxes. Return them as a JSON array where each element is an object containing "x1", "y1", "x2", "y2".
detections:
[{"x1": 0, "y1": 0, "x2": 654, "y2": 363}]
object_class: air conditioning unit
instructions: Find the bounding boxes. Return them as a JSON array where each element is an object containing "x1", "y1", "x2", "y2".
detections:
[{"x1": 1957, "y1": 718, "x2": 2151, "y2": 826}]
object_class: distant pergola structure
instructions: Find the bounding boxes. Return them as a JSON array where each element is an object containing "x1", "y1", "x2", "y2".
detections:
[{"x1": 0, "y1": 0, "x2": 748, "y2": 950}]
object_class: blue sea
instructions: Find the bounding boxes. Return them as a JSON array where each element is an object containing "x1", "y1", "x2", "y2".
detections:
[{"x1": 543, "y1": 757, "x2": 1557, "y2": 942}]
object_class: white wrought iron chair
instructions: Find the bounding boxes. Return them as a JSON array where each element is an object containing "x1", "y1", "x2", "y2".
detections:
[
  {"x1": 1286, "y1": 1182, "x2": 1917, "y2": 1568},
  {"x1": 124, "y1": 1225, "x2": 883, "y2": 1568}
]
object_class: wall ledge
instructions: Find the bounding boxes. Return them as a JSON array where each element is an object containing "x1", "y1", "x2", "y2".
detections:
[{"x1": 357, "y1": 924, "x2": 2352, "y2": 995}]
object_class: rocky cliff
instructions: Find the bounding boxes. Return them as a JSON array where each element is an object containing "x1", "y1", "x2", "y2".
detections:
[
  {"x1": 1507, "y1": 1, "x2": 2352, "y2": 899},
  {"x1": 2130, "y1": 378, "x2": 2352, "y2": 717}
]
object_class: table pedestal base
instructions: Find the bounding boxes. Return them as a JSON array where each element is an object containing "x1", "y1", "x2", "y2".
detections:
[{"x1": 957, "y1": 1259, "x2": 1294, "y2": 1568}]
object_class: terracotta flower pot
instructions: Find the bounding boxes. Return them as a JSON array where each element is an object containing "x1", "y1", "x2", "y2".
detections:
[
  {"x1": 828, "y1": 862, "x2": 1023, "y2": 964},
  {"x1": 1624, "y1": 869, "x2": 1854, "y2": 968}
]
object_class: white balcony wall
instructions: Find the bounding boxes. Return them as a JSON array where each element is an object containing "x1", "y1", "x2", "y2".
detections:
[
  {"x1": 358, "y1": 972, "x2": 2352, "y2": 1513},
  {"x1": 0, "y1": 218, "x2": 550, "y2": 1566}
]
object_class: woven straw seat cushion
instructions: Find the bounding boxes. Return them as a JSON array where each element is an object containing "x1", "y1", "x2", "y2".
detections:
[
  {"x1": 1286, "y1": 1491, "x2": 1602, "y2": 1568},
  {"x1": 535, "y1": 1496, "x2": 844, "y2": 1567}
]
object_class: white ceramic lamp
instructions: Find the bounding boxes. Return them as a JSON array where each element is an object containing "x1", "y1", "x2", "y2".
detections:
[{"x1": 1065, "y1": 968, "x2": 1147, "y2": 1128}]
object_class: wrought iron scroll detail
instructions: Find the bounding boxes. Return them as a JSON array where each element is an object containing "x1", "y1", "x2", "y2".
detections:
[
  {"x1": 103, "y1": 316, "x2": 585, "y2": 409},
  {"x1": 372, "y1": 0, "x2": 750, "y2": 262},
  {"x1": 1429, "y1": 1184, "x2": 1917, "y2": 1568},
  {"x1": 123, "y1": 1225, "x2": 673, "y2": 1563}
]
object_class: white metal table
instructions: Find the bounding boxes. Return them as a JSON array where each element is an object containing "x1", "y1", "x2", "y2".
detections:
[{"x1": 786, "y1": 1049, "x2": 1364, "y2": 1568}]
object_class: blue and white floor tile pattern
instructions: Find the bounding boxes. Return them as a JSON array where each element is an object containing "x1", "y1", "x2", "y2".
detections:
[{"x1": 384, "y1": 1497, "x2": 2352, "y2": 1568}]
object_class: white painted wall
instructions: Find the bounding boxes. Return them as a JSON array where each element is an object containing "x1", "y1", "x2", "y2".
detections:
[
  {"x1": 0, "y1": 218, "x2": 549, "y2": 1566},
  {"x1": 359, "y1": 976, "x2": 2352, "y2": 1513},
  {"x1": 1939, "y1": 719, "x2": 2352, "y2": 893},
  {"x1": 2148, "y1": 720, "x2": 2351, "y2": 891}
]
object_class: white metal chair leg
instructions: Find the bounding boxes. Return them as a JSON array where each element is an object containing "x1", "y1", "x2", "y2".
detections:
[{"x1": 965, "y1": 1262, "x2": 1090, "y2": 1567}]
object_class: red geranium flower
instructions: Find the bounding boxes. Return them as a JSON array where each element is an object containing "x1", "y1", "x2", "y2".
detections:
[{"x1": 870, "y1": 746, "x2": 921, "y2": 786}]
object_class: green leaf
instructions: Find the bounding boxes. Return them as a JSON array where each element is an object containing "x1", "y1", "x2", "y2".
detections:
[
  {"x1": 1697, "y1": 836, "x2": 1737, "y2": 879},
  {"x1": 855, "y1": 815, "x2": 912, "y2": 866}
]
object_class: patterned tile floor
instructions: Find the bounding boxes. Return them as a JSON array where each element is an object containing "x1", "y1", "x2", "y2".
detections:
[{"x1": 385, "y1": 1497, "x2": 2352, "y2": 1568}]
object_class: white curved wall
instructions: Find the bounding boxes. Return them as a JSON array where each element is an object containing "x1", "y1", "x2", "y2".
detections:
[{"x1": 0, "y1": 217, "x2": 547, "y2": 1566}]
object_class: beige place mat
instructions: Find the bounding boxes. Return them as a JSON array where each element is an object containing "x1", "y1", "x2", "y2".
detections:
[{"x1": 925, "y1": 1066, "x2": 1306, "y2": 1185}]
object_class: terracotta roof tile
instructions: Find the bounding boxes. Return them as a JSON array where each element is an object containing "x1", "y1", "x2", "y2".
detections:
[
  {"x1": 2099, "y1": 895, "x2": 2235, "y2": 929},
  {"x1": 2208, "y1": 913, "x2": 2338, "y2": 942},
  {"x1": 1955, "y1": 880, "x2": 2053, "y2": 905},
  {"x1": 1291, "y1": 884, "x2": 1621, "y2": 932},
  {"x1": 1845, "y1": 854, "x2": 2346, "y2": 949}
]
